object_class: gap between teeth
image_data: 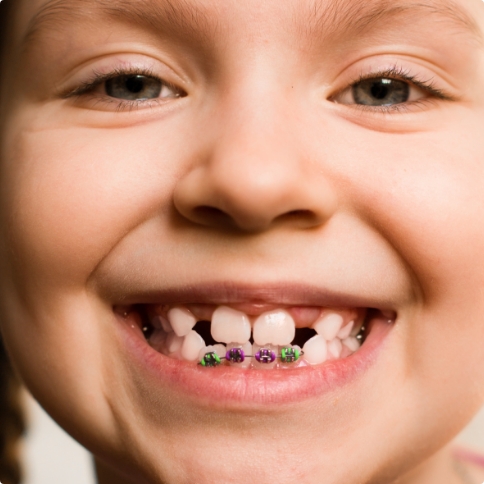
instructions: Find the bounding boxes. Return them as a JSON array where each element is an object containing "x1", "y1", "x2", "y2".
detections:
[{"x1": 145, "y1": 305, "x2": 369, "y2": 368}]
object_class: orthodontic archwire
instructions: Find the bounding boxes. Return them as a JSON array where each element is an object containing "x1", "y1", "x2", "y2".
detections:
[{"x1": 199, "y1": 346, "x2": 304, "y2": 367}]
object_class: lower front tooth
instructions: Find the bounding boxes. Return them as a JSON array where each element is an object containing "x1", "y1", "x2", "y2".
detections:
[
  {"x1": 226, "y1": 342, "x2": 252, "y2": 368},
  {"x1": 181, "y1": 330, "x2": 205, "y2": 361},
  {"x1": 252, "y1": 344, "x2": 278, "y2": 369},
  {"x1": 198, "y1": 344, "x2": 226, "y2": 363},
  {"x1": 279, "y1": 345, "x2": 304, "y2": 369},
  {"x1": 302, "y1": 335, "x2": 328, "y2": 365},
  {"x1": 327, "y1": 338, "x2": 343, "y2": 359},
  {"x1": 342, "y1": 336, "x2": 360, "y2": 352}
]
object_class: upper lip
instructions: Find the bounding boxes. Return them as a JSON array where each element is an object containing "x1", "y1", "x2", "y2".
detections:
[{"x1": 114, "y1": 281, "x2": 396, "y2": 311}]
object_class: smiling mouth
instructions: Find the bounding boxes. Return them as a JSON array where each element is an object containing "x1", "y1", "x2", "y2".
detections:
[{"x1": 116, "y1": 303, "x2": 395, "y2": 370}]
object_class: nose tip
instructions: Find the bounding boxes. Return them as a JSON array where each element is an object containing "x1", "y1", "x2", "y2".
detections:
[{"x1": 173, "y1": 158, "x2": 336, "y2": 233}]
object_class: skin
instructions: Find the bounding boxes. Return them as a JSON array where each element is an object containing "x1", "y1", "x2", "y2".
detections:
[{"x1": 1, "y1": 0, "x2": 484, "y2": 482}]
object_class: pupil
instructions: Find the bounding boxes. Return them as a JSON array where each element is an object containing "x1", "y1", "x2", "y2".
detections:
[
  {"x1": 125, "y1": 76, "x2": 145, "y2": 94},
  {"x1": 370, "y1": 80, "x2": 390, "y2": 100}
]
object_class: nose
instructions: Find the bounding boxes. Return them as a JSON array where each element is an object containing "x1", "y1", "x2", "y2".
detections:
[{"x1": 173, "y1": 90, "x2": 337, "y2": 233}]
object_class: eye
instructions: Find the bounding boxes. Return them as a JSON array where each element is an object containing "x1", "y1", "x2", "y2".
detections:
[
  {"x1": 335, "y1": 77, "x2": 420, "y2": 107},
  {"x1": 350, "y1": 78, "x2": 411, "y2": 106},
  {"x1": 330, "y1": 67, "x2": 451, "y2": 111},
  {"x1": 104, "y1": 74, "x2": 178, "y2": 101}
]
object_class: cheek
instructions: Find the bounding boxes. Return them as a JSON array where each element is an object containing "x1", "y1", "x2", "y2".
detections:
[
  {"x1": 342, "y1": 118, "x2": 484, "y2": 396},
  {"x1": 340, "y1": 119, "x2": 484, "y2": 305},
  {"x1": 0, "y1": 122, "x2": 182, "y2": 288}
]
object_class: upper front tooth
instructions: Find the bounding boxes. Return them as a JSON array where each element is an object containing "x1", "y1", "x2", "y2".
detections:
[
  {"x1": 313, "y1": 313, "x2": 344, "y2": 340},
  {"x1": 167, "y1": 307, "x2": 197, "y2": 337},
  {"x1": 211, "y1": 306, "x2": 251, "y2": 344},
  {"x1": 253, "y1": 310, "x2": 295, "y2": 346}
]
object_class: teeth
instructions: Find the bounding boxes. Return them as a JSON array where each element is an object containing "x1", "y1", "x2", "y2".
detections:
[
  {"x1": 336, "y1": 321, "x2": 354, "y2": 340},
  {"x1": 279, "y1": 345, "x2": 304, "y2": 368},
  {"x1": 149, "y1": 304, "x2": 369, "y2": 368},
  {"x1": 151, "y1": 315, "x2": 173, "y2": 333},
  {"x1": 327, "y1": 338, "x2": 343, "y2": 359},
  {"x1": 252, "y1": 344, "x2": 278, "y2": 369},
  {"x1": 226, "y1": 342, "x2": 252, "y2": 368},
  {"x1": 213, "y1": 344, "x2": 227, "y2": 357},
  {"x1": 342, "y1": 336, "x2": 360, "y2": 352},
  {"x1": 313, "y1": 313, "x2": 344, "y2": 341},
  {"x1": 159, "y1": 316, "x2": 174, "y2": 333},
  {"x1": 253, "y1": 310, "x2": 295, "y2": 346},
  {"x1": 210, "y1": 306, "x2": 251, "y2": 344},
  {"x1": 167, "y1": 307, "x2": 197, "y2": 337},
  {"x1": 340, "y1": 345, "x2": 353, "y2": 358},
  {"x1": 165, "y1": 332, "x2": 184, "y2": 356},
  {"x1": 198, "y1": 344, "x2": 226, "y2": 362},
  {"x1": 181, "y1": 330, "x2": 206, "y2": 361},
  {"x1": 302, "y1": 335, "x2": 328, "y2": 365}
]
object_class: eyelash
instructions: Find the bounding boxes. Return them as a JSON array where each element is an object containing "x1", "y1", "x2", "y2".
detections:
[
  {"x1": 64, "y1": 66, "x2": 183, "y2": 111},
  {"x1": 64, "y1": 65, "x2": 453, "y2": 114},
  {"x1": 339, "y1": 66, "x2": 454, "y2": 114}
]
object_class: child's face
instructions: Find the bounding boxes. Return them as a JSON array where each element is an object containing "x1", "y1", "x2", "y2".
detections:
[{"x1": 1, "y1": 0, "x2": 484, "y2": 482}]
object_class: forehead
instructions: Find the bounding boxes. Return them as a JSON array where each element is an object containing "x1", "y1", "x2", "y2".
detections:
[{"x1": 12, "y1": 0, "x2": 484, "y2": 50}]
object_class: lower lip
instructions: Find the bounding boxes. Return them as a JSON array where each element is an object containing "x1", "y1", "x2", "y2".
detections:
[{"x1": 119, "y1": 315, "x2": 393, "y2": 407}]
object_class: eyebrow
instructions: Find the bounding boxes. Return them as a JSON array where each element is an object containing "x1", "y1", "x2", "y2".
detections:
[
  {"x1": 22, "y1": 0, "x2": 219, "y2": 50},
  {"x1": 302, "y1": 0, "x2": 483, "y2": 46},
  {"x1": 21, "y1": 0, "x2": 483, "y2": 52}
]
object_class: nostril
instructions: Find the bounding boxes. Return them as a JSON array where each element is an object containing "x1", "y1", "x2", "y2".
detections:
[
  {"x1": 285, "y1": 210, "x2": 314, "y2": 218},
  {"x1": 192, "y1": 206, "x2": 235, "y2": 228},
  {"x1": 286, "y1": 210, "x2": 312, "y2": 217},
  {"x1": 276, "y1": 209, "x2": 320, "y2": 226}
]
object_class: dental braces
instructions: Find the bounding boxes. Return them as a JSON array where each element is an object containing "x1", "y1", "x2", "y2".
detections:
[{"x1": 199, "y1": 346, "x2": 304, "y2": 367}]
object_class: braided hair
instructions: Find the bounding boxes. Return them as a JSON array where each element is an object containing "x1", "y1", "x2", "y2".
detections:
[
  {"x1": 0, "y1": 340, "x2": 24, "y2": 484},
  {"x1": 0, "y1": 1, "x2": 26, "y2": 483}
]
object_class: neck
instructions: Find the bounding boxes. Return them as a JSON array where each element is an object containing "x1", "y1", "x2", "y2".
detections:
[{"x1": 397, "y1": 445, "x2": 473, "y2": 484}]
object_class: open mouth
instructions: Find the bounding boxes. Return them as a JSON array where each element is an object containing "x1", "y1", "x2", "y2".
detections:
[{"x1": 116, "y1": 303, "x2": 395, "y2": 370}]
